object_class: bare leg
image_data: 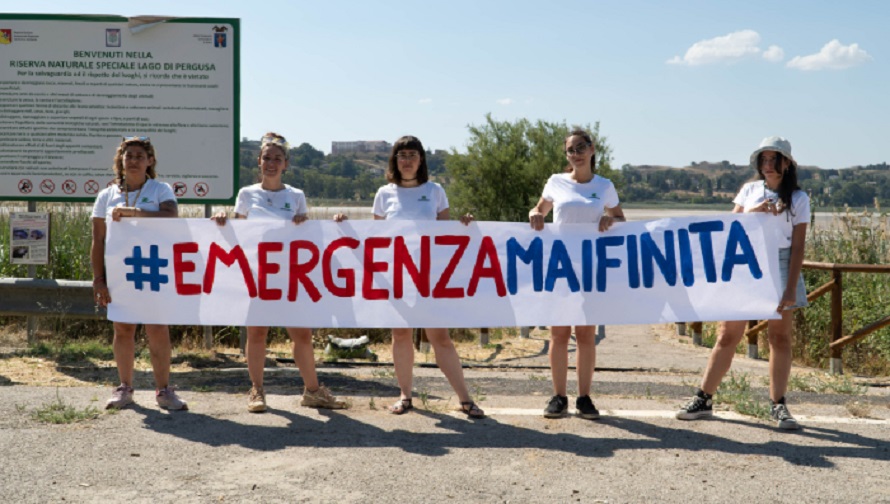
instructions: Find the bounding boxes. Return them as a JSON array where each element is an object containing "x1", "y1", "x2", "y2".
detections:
[
  {"x1": 144, "y1": 324, "x2": 172, "y2": 389},
  {"x1": 767, "y1": 312, "x2": 794, "y2": 401},
  {"x1": 391, "y1": 328, "x2": 414, "y2": 400},
  {"x1": 245, "y1": 326, "x2": 268, "y2": 388},
  {"x1": 287, "y1": 327, "x2": 318, "y2": 391},
  {"x1": 574, "y1": 325, "x2": 596, "y2": 397},
  {"x1": 549, "y1": 326, "x2": 572, "y2": 396},
  {"x1": 425, "y1": 328, "x2": 472, "y2": 403},
  {"x1": 700, "y1": 320, "x2": 748, "y2": 394},
  {"x1": 111, "y1": 322, "x2": 137, "y2": 386}
]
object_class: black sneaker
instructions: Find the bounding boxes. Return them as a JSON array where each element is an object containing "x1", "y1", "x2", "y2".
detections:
[
  {"x1": 543, "y1": 395, "x2": 568, "y2": 418},
  {"x1": 676, "y1": 390, "x2": 713, "y2": 420},
  {"x1": 770, "y1": 398, "x2": 800, "y2": 430},
  {"x1": 575, "y1": 395, "x2": 600, "y2": 420}
]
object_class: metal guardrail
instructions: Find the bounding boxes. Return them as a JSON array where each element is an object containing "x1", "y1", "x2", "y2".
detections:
[{"x1": 0, "y1": 278, "x2": 105, "y2": 319}]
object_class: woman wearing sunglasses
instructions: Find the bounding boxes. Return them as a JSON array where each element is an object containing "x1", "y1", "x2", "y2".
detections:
[
  {"x1": 528, "y1": 129, "x2": 625, "y2": 420},
  {"x1": 91, "y1": 136, "x2": 187, "y2": 411},
  {"x1": 676, "y1": 136, "x2": 809, "y2": 430},
  {"x1": 212, "y1": 132, "x2": 346, "y2": 413},
  {"x1": 362, "y1": 135, "x2": 484, "y2": 418}
]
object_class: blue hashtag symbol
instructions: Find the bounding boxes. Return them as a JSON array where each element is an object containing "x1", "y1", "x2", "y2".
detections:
[{"x1": 124, "y1": 245, "x2": 169, "y2": 292}]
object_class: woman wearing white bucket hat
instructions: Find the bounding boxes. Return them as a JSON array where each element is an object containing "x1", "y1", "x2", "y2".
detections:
[{"x1": 676, "y1": 136, "x2": 809, "y2": 430}]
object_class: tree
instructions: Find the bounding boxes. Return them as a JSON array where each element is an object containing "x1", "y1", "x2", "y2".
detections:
[
  {"x1": 446, "y1": 114, "x2": 618, "y2": 221},
  {"x1": 292, "y1": 142, "x2": 325, "y2": 168}
]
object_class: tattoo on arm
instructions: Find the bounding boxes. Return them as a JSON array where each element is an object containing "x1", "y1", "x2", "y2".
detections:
[{"x1": 160, "y1": 200, "x2": 178, "y2": 216}]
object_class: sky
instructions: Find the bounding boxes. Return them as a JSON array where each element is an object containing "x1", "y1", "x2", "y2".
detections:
[{"x1": 7, "y1": 1, "x2": 888, "y2": 169}]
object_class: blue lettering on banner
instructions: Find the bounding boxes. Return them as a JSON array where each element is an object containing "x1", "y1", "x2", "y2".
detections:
[
  {"x1": 641, "y1": 231, "x2": 676, "y2": 287},
  {"x1": 596, "y1": 236, "x2": 624, "y2": 292},
  {"x1": 721, "y1": 220, "x2": 762, "y2": 281},
  {"x1": 124, "y1": 245, "x2": 169, "y2": 291},
  {"x1": 545, "y1": 240, "x2": 579, "y2": 292},
  {"x1": 506, "y1": 237, "x2": 543, "y2": 294},
  {"x1": 689, "y1": 220, "x2": 723, "y2": 283}
]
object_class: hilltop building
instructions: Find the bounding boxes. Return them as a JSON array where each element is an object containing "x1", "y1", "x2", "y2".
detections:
[{"x1": 331, "y1": 140, "x2": 391, "y2": 155}]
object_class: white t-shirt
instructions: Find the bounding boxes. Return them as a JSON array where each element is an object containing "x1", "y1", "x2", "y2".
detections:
[
  {"x1": 233, "y1": 184, "x2": 308, "y2": 220},
  {"x1": 733, "y1": 181, "x2": 810, "y2": 248},
  {"x1": 372, "y1": 182, "x2": 448, "y2": 221},
  {"x1": 541, "y1": 173, "x2": 620, "y2": 225},
  {"x1": 91, "y1": 179, "x2": 176, "y2": 219}
]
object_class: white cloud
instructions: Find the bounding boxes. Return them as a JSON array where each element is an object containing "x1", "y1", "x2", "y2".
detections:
[
  {"x1": 667, "y1": 30, "x2": 762, "y2": 66},
  {"x1": 762, "y1": 45, "x2": 784, "y2": 63},
  {"x1": 418, "y1": 98, "x2": 432, "y2": 104},
  {"x1": 786, "y1": 39, "x2": 871, "y2": 70},
  {"x1": 496, "y1": 98, "x2": 513, "y2": 106}
]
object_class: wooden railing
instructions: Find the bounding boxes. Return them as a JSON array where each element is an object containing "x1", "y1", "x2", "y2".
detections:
[{"x1": 683, "y1": 260, "x2": 890, "y2": 374}]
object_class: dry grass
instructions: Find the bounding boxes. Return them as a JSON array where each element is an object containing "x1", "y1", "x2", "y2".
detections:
[{"x1": 0, "y1": 327, "x2": 551, "y2": 387}]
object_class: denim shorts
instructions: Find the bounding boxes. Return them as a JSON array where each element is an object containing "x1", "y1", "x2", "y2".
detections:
[{"x1": 779, "y1": 247, "x2": 808, "y2": 309}]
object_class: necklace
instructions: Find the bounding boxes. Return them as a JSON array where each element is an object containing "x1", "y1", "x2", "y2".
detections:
[{"x1": 125, "y1": 181, "x2": 145, "y2": 208}]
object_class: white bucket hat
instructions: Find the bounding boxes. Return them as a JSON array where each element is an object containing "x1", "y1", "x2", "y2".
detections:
[{"x1": 749, "y1": 136, "x2": 796, "y2": 170}]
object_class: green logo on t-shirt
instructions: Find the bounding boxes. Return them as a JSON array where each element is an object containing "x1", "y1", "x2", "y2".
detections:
[
  {"x1": 588, "y1": 193, "x2": 599, "y2": 199},
  {"x1": 140, "y1": 197, "x2": 149, "y2": 203},
  {"x1": 284, "y1": 203, "x2": 291, "y2": 209},
  {"x1": 418, "y1": 195, "x2": 430, "y2": 202}
]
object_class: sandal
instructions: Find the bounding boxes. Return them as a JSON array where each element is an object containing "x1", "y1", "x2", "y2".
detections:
[
  {"x1": 390, "y1": 398, "x2": 413, "y2": 415},
  {"x1": 460, "y1": 401, "x2": 485, "y2": 419}
]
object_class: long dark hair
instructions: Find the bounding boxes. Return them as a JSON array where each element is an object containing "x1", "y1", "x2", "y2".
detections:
[
  {"x1": 387, "y1": 135, "x2": 429, "y2": 185},
  {"x1": 754, "y1": 151, "x2": 799, "y2": 210},
  {"x1": 564, "y1": 129, "x2": 596, "y2": 174}
]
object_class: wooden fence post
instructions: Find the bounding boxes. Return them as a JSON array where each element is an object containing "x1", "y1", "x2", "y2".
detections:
[
  {"x1": 830, "y1": 270, "x2": 843, "y2": 375},
  {"x1": 479, "y1": 327, "x2": 489, "y2": 347},
  {"x1": 747, "y1": 320, "x2": 758, "y2": 358},
  {"x1": 690, "y1": 322, "x2": 703, "y2": 346}
]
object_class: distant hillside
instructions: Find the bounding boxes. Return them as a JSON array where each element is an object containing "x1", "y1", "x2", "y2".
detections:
[{"x1": 621, "y1": 161, "x2": 890, "y2": 208}]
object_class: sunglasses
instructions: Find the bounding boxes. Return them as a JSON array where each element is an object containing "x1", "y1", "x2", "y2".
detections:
[
  {"x1": 122, "y1": 136, "x2": 151, "y2": 144},
  {"x1": 261, "y1": 135, "x2": 290, "y2": 151},
  {"x1": 566, "y1": 143, "x2": 591, "y2": 156}
]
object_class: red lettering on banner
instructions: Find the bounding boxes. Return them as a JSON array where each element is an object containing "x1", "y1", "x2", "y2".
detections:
[
  {"x1": 363, "y1": 237, "x2": 392, "y2": 300},
  {"x1": 173, "y1": 242, "x2": 201, "y2": 295},
  {"x1": 432, "y1": 235, "x2": 470, "y2": 298},
  {"x1": 204, "y1": 243, "x2": 258, "y2": 297},
  {"x1": 468, "y1": 236, "x2": 507, "y2": 296},
  {"x1": 394, "y1": 236, "x2": 430, "y2": 298},
  {"x1": 287, "y1": 241, "x2": 322, "y2": 302},
  {"x1": 257, "y1": 242, "x2": 283, "y2": 300},
  {"x1": 323, "y1": 237, "x2": 359, "y2": 297}
]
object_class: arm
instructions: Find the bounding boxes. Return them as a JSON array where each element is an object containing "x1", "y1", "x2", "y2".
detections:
[
  {"x1": 779, "y1": 223, "x2": 808, "y2": 312},
  {"x1": 91, "y1": 217, "x2": 110, "y2": 306},
  {"x1": 436, "y1": 208, "x2": 450, "y2": 221},
  {"x1": 528, "y1": 197, "x2": 553, "y2": 231},
  {"x1": 111, "y1": 199, "x2": 178, "y2": 221},
  {"x1": 599, "y1": 204, "x2": 627, "y2": 232}
]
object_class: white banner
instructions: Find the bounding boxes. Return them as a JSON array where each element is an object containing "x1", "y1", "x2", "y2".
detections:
[
  {"x1": 105, "y1": 215, "x2": 783, "y2": 327},
  {"x1": 0, "y1": 14, "x2": 239, "y2": 202}
]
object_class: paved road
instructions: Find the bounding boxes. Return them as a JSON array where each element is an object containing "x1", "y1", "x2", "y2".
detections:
[{"x1": 1, "y1": 325, "x2": 888, "y2": 503}]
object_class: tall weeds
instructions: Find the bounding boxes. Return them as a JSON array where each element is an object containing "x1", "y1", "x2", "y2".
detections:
[{"x1": 796, "y1": 203, "x2": 890, "y2": 375}]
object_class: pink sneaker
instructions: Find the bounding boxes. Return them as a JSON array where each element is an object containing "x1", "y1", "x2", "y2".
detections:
[
  {"x1": 156, "y1": 386, "x2": 188, "y2": 410},
  {"x1": 106, "y1": 384, "x2": 134, "y2": 410}
]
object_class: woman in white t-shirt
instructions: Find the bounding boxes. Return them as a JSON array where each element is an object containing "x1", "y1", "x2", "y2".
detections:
[
  {"x1": 528, "y1": 129, "x2": 625, "y2": 420},
  {"x1": 212, "y1": 132, "x2": 345, "y2": 413},
  {"x1": 677, "y1": 136, "x2": 809, "y2": 430},
  {"x1": 91, "y1": 136, "x2": 187, "y2": 411},
  {"x1": 371, "y1": 135, "x2": 484, "y2": 418}
]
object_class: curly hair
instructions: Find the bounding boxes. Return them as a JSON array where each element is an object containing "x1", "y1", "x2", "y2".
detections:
[{"x1": 112, "y1": 138, "x2": 157, "y2": 186}]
